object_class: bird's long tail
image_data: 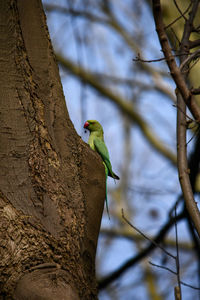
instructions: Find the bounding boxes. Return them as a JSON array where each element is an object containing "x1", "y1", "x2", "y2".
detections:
[
  {"x1": 104, "y1": 163, "x2": 110, "y2": 220},
  {"x1": 105, "y1": 178, "x2": 110, "y2": 220}
]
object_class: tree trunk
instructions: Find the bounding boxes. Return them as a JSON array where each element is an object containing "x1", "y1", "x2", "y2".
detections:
[{"x1": 0, "y1": 1, "x2": 105, "y2": 299}]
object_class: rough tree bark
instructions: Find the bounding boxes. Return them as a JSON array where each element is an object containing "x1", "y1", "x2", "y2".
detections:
[{"x1": 0, "y1": 1, "x2": 105, "y2": 299}]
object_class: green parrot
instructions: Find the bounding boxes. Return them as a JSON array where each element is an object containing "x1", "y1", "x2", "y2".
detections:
[{"x1": 84, "y1": 120, "x2": 120, "y2": 218}]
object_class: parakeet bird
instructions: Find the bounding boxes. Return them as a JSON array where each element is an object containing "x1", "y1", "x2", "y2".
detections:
[{"x1": 84, "y1": 120, "x2": 120, "y2": 218}]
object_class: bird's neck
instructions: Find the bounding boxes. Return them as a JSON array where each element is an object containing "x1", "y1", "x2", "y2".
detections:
[{"x1": 91, "y1": 130, "x2": 104, "y2": 140}]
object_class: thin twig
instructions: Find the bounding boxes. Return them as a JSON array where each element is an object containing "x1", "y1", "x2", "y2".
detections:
[
  {"x1": 122, "y1": 209, "x2": 200, "y2": 293},
  {"x1": 173, "y1": 0, "x2": 188, "y2": 21},
  {"x1": 175, "y1": 204, "x2": 182, "y2": 299},
  {"x1": 168, "y1": 195, "x2": 182, "y2": 217},
  {"x1": 98, "y1": 210, "x2": 185, "y2": 289},
  {"x1": 165, "y1": 2, "x2": 192, "y2": 30},
  {"x1": 181, "y1": 281, "x2": 200, "y2": 290},
  {"x1": 172, "y1": 103, "x2": 194, "y2": 122},
  {"x1": 133, "y1": 54, "x2": 168, "y2": 63},
  {"x1": 133, "y1": 53, "x2": 185, "y2": 64},
  {"x1": 180, "y1": 49, "x2": 200, "y2": 71},
  {"x1": 122, "y1": 209, "x2": 176, "y2": 259},
  {"x1": 186, "y1": 129, "x2": 199, "y2": 146},
  {"x1": 149, "y1": 261, "x2": 200, "y2": 290},
  {"x1": 170, "y1": 27, "x2": 181, "y2": 47},
  {"x1": 149, "y1": 261, "x2": 177, "y2": 275}
]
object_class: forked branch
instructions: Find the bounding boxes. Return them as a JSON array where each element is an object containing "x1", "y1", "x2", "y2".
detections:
[
  {"x1": 152, "y1": 0, "x2": 200, "y2": 239},
  {"x1": 152, "y1": 0, "x2": 200, "y2": 122}
]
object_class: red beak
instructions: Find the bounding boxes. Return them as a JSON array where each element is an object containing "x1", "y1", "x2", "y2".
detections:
[{"x1": 84, "y1": 121, "x2": 89, "y2": 128}]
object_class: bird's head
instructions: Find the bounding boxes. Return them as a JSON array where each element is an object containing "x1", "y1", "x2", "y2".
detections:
[{"x1": 84, "y1": 120, "x2": 103, "y2": 132}]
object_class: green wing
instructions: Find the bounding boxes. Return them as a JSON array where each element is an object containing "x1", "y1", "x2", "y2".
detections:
[{"x1": 93, "y1": 137, "x2": 116, "y2": 179}]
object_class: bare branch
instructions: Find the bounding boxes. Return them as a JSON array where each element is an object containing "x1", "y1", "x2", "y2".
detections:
[
  {"x1": 122, "y1": 209, "x2": 176, "y2": 259},
  {"x1": 173, "y1": 0, "x2": 188, "y2": 22},
  {"x1": 152, "y1": 0, "x2": 200, "y2": 122},
  {"x1": 133, "y1": 53, "x2": 186, "y2": 64},
  {"x1": 180, "y1": 49, "x2": 200, "y2": 71},
  {"x1": 176, "y1": 0, "x2": 200, "y2": 239},
  {"x1": 152, "y1": 0, "x2": 200, "y2": 239},
  {"x1": 191, "y1": 87, "x2": 200, "y2": 95},
  {"x1": 149, "y1": 261, "x2": 200, "y2": 291},
  {"x1": 164, "y1": 2, "x2": 192, "y2": 30},
  {"x1": 133, "y1": 54, "x2": 168, "y2": 63},
  {"x1": 149, "y1": 261, "x2": 177, "y2": 275},
  {"x1": 189, "y1": 39, "x2": 200, "y2": 49},
  {"x1": 180, "y1": 280, "x2": 200, "y2": 290},
  {"x1": 100, "y1": 227, "x2": 193, "y2": 250},
  {"x1": 98, "y1": 210, "x2": 185, "y2": 289},
  {"x1": 174, "y1": 286, "x2": 181, "y2": 300},
  {"x1": 174, "y1": 205, "x2": 182, "y2": 298}
]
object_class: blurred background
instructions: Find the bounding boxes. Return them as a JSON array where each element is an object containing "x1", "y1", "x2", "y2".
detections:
[{"x1": 42, "y1": 0, "x2": 200, "y2": 299}]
